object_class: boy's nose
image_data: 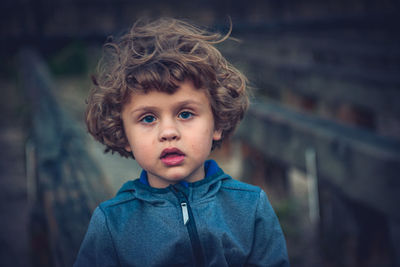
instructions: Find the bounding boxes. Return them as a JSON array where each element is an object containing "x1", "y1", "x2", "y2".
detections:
[{"x1": 159, "y1": 122, "x2": 180, "y2": 142}]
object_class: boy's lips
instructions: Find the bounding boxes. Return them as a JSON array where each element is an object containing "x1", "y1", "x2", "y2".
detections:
[{"x1": 160, "y1": 148, "x2": 185, "y2": 166}]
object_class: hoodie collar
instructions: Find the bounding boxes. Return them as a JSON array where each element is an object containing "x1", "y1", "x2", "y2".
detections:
[
  {"x1": 117, "y1": 159, "x2": 230, "y2": 204},
  {"x1": 139, "y1": 159, "x2": 221, "y2": 188}
]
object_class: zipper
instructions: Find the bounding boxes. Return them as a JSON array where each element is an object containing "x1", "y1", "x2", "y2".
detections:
[
  {"x1": 171, "y1": 185, "x2": 205, "y2": 266},
  {"x1": 181, "y1": 202, "x2": 189, "y2": 225}
]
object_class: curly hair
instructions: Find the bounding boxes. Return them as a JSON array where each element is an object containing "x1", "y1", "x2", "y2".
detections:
[{"x1": 86, "y1": 17, "x2": 248, "y2": 158}]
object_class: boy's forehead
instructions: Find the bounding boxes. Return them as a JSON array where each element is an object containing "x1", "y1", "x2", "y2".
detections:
[
  {"x1": 124, "y1": 80, "x2": 210, "y2": 107},
  {"x1": 130, "y1": 80, "x2": 204, "y2": 96}
]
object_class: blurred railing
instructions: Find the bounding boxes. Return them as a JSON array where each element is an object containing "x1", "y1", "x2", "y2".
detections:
[
  {"x1": 238, "y1": 100, "x2": 400, "y2": 220},
  {"x1": 226, "y1": 21, "x2": 400, "y2": 266},
  {"x1": 20, "y1": 49, "x2": 112, "y2": 267},
  {"x1": 235, "y1": 100, "x2": 400, "y2": 266}
]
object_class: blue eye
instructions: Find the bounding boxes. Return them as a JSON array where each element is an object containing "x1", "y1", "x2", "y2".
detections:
[
  {"x1": 141, "y1": 115, "x2": 156, "y2": 123},
  {"x1": 179, "y1": 111, "x2": 193, "y2": 120}
]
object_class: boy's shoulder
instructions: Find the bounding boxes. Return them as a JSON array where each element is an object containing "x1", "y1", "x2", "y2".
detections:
[
  {"x1": 220, "y1": 176, "x2": 262, "y2": 194},
  {"x1": 98, "y1": 180, "x2": 138, "y2": 210}
]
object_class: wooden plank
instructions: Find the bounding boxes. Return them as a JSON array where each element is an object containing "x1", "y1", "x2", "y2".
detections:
[
  {"x1": 20, "y1": 49, "x2": 112, "y2": 267},
  {"x1": 253, "y1": 62, "x2": 400, "y2": 114},
  {"x1": 236, "y1": 101, "x2": 400, "y2": 221},
  {"x1": 221, "y1": 32, "x2": 400, "y2": 115}
]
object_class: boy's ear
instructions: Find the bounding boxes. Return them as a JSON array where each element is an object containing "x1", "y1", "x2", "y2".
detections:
[
  {"x1": 213, "y1": 129, "x2": 222, "y2": 141},
  {"x1": 125, "y1": 145, "x2": 132, "y2": 152}
]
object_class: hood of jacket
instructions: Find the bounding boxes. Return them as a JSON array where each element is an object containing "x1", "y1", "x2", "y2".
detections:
[{"x1": 109, "y1": 159, "x2": 232, "y2": 207}]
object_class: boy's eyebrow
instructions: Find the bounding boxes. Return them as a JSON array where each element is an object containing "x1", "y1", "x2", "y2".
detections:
[
  {"x1": 129, "y1": 105, "x2": 161, "y2": 115},
  {"x1": 174, "y1": 99, "x2": 204, "y2": 108},
  {"x1": 129, "y1": 99, "x2": 204, "y2": 115}
]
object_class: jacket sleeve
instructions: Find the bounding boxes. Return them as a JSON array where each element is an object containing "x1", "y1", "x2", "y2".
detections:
[
  {"x1": 247, "y1": 190, "x2": 290, "y2": 267},
  {"x1": 74, "y1": 206, "x2": 120, "y2": 267}
]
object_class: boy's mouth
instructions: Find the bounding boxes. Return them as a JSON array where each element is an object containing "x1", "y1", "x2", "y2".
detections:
[{"x1": 160, "y1": 148, "x2": 185, "y2": 166}]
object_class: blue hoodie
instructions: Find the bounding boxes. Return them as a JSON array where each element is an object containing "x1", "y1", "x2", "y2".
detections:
[{"x1": 74, "y1": 160, "x2": 289, "y2": 266}]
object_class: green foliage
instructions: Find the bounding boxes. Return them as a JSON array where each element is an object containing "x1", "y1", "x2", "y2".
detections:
[
  {"x1": 0, "y1": 54, "x2": 17, "y2": 79},
  {"x1": 48, "y1": 42, "x2": 88, "y2": 75},
  {"x1": 274, "y1": 197, "x2": 302, "y2": 238}
]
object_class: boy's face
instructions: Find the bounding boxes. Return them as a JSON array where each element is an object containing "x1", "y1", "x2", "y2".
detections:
[{"x1": 122, "y1": 80, "x2": 222, "y2": 188}]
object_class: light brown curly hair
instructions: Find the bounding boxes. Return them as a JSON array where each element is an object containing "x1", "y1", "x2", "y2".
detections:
[{"x1": 86, "y1": 17, "x2": 249, "y2": 158}]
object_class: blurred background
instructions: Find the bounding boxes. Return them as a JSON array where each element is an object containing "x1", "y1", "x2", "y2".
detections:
[{"x1": 1, "y1": 0, "x2": 400, "y2": 266}]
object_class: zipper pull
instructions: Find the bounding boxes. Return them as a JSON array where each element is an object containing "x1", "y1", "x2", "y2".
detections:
[{"x1": 181, "y1": 202, "x2": 189, "y2": 225}]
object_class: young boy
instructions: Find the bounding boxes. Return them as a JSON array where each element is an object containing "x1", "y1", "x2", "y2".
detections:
[{"x1": 75, "y1": 17, "x2": 289, "y2": 266}]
